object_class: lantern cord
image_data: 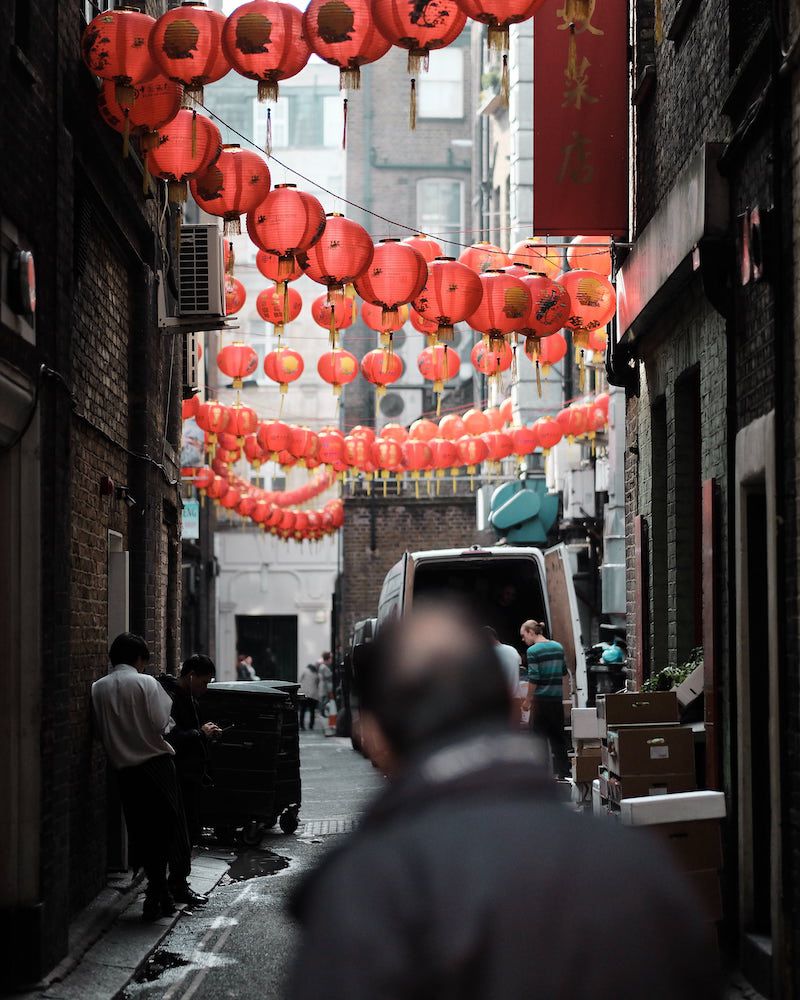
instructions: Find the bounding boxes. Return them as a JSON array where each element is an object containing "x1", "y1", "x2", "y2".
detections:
[{"x1": 342, "y1": 97, "x2": 348, "y2": 150}]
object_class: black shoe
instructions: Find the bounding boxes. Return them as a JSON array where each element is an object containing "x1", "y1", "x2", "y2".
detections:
[
  {"x1": 142, "y1": 891, "x2": 176, "y2": 921},
  {"x1": 169, "y1": 883, "x2": 208, "y2": 906}
]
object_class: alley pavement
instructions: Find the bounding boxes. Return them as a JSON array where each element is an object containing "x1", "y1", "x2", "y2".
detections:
[{"x1": 119, "y1": 729, "x2": 381, "y2": 1000}]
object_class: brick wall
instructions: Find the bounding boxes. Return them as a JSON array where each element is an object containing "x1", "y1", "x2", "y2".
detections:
[
  {"x1": 0, "y1": 0, "x2": 182, "y2": 982},
  {"x1": 340, "y1": 494, "x2": 477, "y2": 646}
]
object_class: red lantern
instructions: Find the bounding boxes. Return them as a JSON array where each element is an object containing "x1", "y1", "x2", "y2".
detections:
[
  {"x1": 303, "y1": 0, "x2": 391, "y2": 89},
  {"x1": 402, "y1": 440, "x2": 433, "y2": 497},
  {"x1": 195, "y1": 400, "x2": 229, "y2": 451},
  {"x1": 355, "y1": 239, "x2": 427, "y2": 343},
  {"x1": 317, "y1": 348, "x2": 359, "y2": 396},
  {"x1": 438, "y1": 414, "x2": 466, "y2": 441},
  {"x1": 583, "y1": 403, "x2": 607, "y2": 439},
  {"x1": 520, "y1": 273, "x2": 571, "y2": 340},
  {"x1": 256, "y1": 250, "x2": 303, "y2": 283},
  {"x1": 216, "y1": 431, "x2": 239, "y2": 452},
  {"x1": 256, "y1": 284, "x2": 302, "y2": 337},
  {"x1": 288, "y1": 426, "x2": 319, "y2": 463},
  {"x1": 409, "y1": 418, "x2": 438, "y2": 442},
  {"x1": 379, "y1": 423, "x2": 407, "y2": 444},
  {"x1": 257, "y1": 419, "x2": 291, "y2": 456},
  {"x1": 372, "y1": 0, "x2": 467, "y2": 75},
  {"x1": 557, "y1": 270, "x2": 617, "y2": 331},
  {"x1": 430, "y1": 437, "x2": 460, "y2": 490},
  {"x1": 471, "y1": 339, "x2": 513, "y2": 377},
  {"x1": 595, "y1": 392, "x2": 610, "y2": 419},
  {"x1": 483, "y1": 429, "x2": 514, "y2": 463},
  {"x1": 417, "y1": 344, "x2": 460, "y2": 415},
  {"x1": 229, "y1": 402, "x2": 259, "y2": 442},
  {"x1": 412, "y1": 257, "x2": 483, "y2": 343},
  {"x1": 194, "y1": 467, "x2": 215, "y2": 491},
  {"x1": 82, "y1": 8, "x2": 157, "y2": 109},
  {"x1": 567, "y1": 236, "x2": 612, "y2": 277},
  {"x1": 247, "y1": 184, "x2": 326, "y2": 278},
  {"x1": 462, "y1": 408, "x2": 490, "y2": 435},
  {"x1": 318, "y1": 430, "x2": 345, "y2": 467},
  {"x1": 145, "y1": 109, "x2": 222, "y2": 203},
  {"x1": 243, "y1": 435, "x2": 266, "y2": 469},
  {"x1": 510, "y1": 238, "x2": 561, "y2": 279},
  {"x1": 360, "y1": 348, "x2": 403, "y2": 395},
  {"x1": 264, "y1": 347, "x2": 305, "y2": 394},
  {"x1": 371, "y1": 437, "x2": 403, "y2": 493},
  {"x1": 214, "y1": 446, "x2": 241, "y2": 467},
  {"x1": 556, "y1": 406, "x2": 588, "y2": 441},
  {"x1": 182, "y1": 394, "x2": 200, "y2": 420},
  {"x1": 467, "y1": 270, "x2": 531, "y2": 344},
  {"x1": 300, "y1": 214, "x2": 374, "y2": 301},
  {"x1": 459, "y1": 242, "x2": 510, "y2": 274},
  {"x1": 534, "y1": 416, "x2": 563, "y2": 452},
  {"x1": 586, "y1": 326, "x2": 608, "y2": 355},
  {"x1": 403, "y1": 234, "x2": 444, "y2": 263},
  {"x1": 344, "y1": 434, "x2": 372, "y2": 475},
  {"x1": 409, "y1": 309, "x2": 440, "y2": 340},
  {"x1": 350, "y1": 425, "x2": 376, "y2": 444},
  {"x1": 238, "y1": 495, "x2": 257, "y2": 518},
  {"x1": 499, "y1": 397, "x2": 514, "y2": 426},
  {"x1": 361, "y1": 301, "x2": 409, "y2": 337},
  {"x1": 511, "y1": 425, "x2": 539, "y2": 458},
  {"x1": 97, "y1": 76, "x2": 183, "y2": 156},
  {"x1": 206, "y1": 474, "x2": 229, "y2": 500},
  {"x1": 190, "y1": 145, "x2": 271, "y2": 235},
  {"x1": 225, "y1": 277, "x2": 247, "y2": 315},
  {"x1": 149, "y1": 1, "x2": 229, "y2": 103},
  {"x1": 312, "y1": 294, "x2": 357, "y2": 346},
  {"x1": 222, "y1": 1, "x2": 310, "y2": 102},
  {"x1": 220, "y1": 485, "x2": 243, "y2": 510},
  {"x1": 217, "y1": 342, "x2": 258, "y2": 388},
  {"x1": 457, "y1": 434, "x2": 489, "y2": 474},
  {"x1": 454, "y1": 0, "x2": 545, "y2": 48}
]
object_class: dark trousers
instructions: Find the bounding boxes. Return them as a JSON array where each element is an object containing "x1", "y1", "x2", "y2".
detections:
[
  {"x1": 530, "y1": 697, "x2": 570, "y2": 778},
  {"x1": 299, "y1": 700, "x2": 317, "y2": 730},
  {"x1": 178, "y1": 774, "x2": 202, "y2": 848},
  {"x1": 117, "y1": 754, "x2": 192, "y2": 897}
]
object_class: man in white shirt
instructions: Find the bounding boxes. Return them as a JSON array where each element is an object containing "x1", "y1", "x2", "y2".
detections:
[
  {"x1": 485, "y1": 627, "x2": 524, "y2": 723},
  {"x1": 92, "y1": 633, "x2": 191, "y2": 921}
]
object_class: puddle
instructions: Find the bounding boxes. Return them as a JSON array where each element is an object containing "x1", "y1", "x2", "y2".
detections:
[
  {"x1": 221, "y1": 849, "x2": 290, "y2": 883},
  {"x1": 132, "y1": 949, "x2": 190, "y2": 983}
]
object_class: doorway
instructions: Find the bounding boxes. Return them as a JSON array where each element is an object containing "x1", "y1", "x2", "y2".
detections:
[{"x1": 235, "y1": 615, "x2": 298, "y2": 682}]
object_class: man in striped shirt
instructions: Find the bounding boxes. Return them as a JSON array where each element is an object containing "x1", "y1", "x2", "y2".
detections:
[{"x1": 520, "y1": 620, "x2": 569, "y2": 778}]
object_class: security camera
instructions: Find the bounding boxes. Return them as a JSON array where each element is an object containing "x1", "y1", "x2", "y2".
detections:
[{"x1": 115, "y1": 485, "x2": 137, "y2": 508}]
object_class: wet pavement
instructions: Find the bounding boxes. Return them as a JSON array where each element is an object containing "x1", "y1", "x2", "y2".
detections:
[{"x1": 120, "y1": 729, "x2": 381, "y2": 1000}]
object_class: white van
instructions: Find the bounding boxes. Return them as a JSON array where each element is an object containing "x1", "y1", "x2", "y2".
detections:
[{"x1": 375, "y1": 543, "x2": 588, "y2": 709}]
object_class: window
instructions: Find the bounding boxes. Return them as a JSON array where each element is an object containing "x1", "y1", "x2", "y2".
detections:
[
  {"x1": 252, "y1": 99, "x2": 289, "y2": 151},
  {"x1": 417, "y1": 48, "x2": 464, "y2": 119},
  {"x1": 416, "y1": 178, "x2": 464, "y2": 247}
]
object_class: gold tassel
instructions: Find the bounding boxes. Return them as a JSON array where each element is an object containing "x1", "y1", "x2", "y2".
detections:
[
  {"x1": 224, "y1": 217, "x2": 241, "y2": 236},
  {"x1": 407, "y1": 49, "x2": 429, "y2": 75},
  {"x1": 280, "y1": 280, "x2": 289, "y2": 322},
  {"x1": 501, "y1": 54, "x2": 510, "y2": 105},
  {"x1": 329, "y1": 308, "x2": 338, "y2": 348},
  {"x1": 340, "y1": 67, "x2": 361, "y2": 90},
  {"x1": 168, "y1": 180, "x2": 188, "y2": 204},
  {"x1": 266, "y1": 108, "x2": 273, "y2": 156},
  {"x1": 258, "y1": 78, "x2": 279, "y2": 103},
  {"x1": 116, "y1": 82, "x2": 136, "y2": 110},
  {"x1": 487, "y1": 24, "x2": 510, "y2": 51},
  {"x1": 409, "y1": 78, "x2": 417, "y2": 131}
]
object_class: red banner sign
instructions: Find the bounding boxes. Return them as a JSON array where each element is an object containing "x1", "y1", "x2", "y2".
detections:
[{"x1": 532, "y1": 0, "x2": 629, "y2": 237}]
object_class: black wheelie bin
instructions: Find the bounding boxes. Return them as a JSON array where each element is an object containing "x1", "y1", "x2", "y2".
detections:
[
  {"x1": 255, "y1": 680, "x2": 302, "y2": 835},
  {"x1": 198, "y1": 681, "x2": 301, "y2": 845}
]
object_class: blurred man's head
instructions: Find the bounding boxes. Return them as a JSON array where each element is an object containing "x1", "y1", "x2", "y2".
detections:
[
  {"x1": 357, "y1": 600, "x2": 511, "y2": 771},
  {"x1": 180, "y1": 653, "x2": 216, "y2": 695}
]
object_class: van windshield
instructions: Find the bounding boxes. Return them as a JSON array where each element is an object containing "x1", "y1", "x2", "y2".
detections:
[{"x1": 413, "y1": 557, "x2": 546, "y2": 657}]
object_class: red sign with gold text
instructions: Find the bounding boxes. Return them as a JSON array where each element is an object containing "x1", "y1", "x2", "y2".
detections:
[{"x1": 532, "y1": 0, "x2": 629, "y2": 237}]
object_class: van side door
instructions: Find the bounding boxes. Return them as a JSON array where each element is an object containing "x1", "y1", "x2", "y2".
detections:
[
  {"x1": 544, "y1": 544, "x2": 588, "y2": 708},
  {"x1": 376, "y1": 553, "x2": 410, "y2": 629}
]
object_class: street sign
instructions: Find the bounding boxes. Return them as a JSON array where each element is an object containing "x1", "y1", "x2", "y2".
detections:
[{"x1": 182, "y1": 499, "x2": 200, "y2": 540}]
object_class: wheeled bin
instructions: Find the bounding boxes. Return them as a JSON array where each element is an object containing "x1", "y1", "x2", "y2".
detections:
[
  {"x1": 198, "y1": 681, "x2": 300, "y2": 844},
  {"x1": 255, "y1": 681, "x2": 301, "y2": 834}
]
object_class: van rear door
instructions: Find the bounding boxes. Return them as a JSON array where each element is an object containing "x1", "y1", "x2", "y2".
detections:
[{"x1": 544, "y1": 544, "x2": 587, "y2": 708}]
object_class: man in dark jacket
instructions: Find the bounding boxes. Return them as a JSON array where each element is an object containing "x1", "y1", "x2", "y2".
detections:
[
  {"x1": 158, "y1": 653, "x2": 221, "y2": 904},
  {"x1": 287, "y1": 601, "x2": 720, "y2": 1000}
]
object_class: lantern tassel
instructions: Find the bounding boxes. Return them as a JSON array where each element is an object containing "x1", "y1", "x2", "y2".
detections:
[
  {"x1": 265, "y1": 107, "x2": 273, "y2": 156},
  {"x1": 168, "y1": 180, "x2": 188, "y2": 204},
  {"x1": 501, "y1": 54, "x2": 510, "y2": 105},
  {"x1": 340, "y1": 66, "x2": 361, "y2": 91},
  {"x1": 329, "y1": 309, "x2": 338, "y2": 348},
  {"x1": 578, "y1": 351, "x2": 586, "y2": 391},
  {"x1": 536, "y1": 360, "x2": 542, "y2": 398},
  {"x1": 122, "y1": 114, "x2": 131, "y2": 159},
  {"x1": 226, "y1": 241, "x2": 235, "y2": 275},
  {"x1": 407, "y1": 48, "x2": 430, "y2": 75},
  {"x1": 409, "y1": 78, "x2": 417, "y2": 131},
  {"x1": 511, "y1": 342, "x2": 518, "y2": 383},
  {"x1": 488, "y1": 24, "x2": 510, "y2": 52},
  {"x1": 224, "y1": 217, "x2": 241, "y2": 236},
  {"x1": 342, "y1": 97, "x2": 348, "y2": 150},
  {"x1": 279, "y1": 280, "x2": 289, "y2": 323},
  {"x1": 116, "y1": 82, "x2": 137, "y2": 110},
  {"x1": 258, "y1": 78, "x2": 279, "y2": 103}
]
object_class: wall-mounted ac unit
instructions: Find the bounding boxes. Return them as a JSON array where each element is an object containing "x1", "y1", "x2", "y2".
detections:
[
  {"x1": 563, "y1": 467, "x2": 596, "y2": 521},
  {"x1": 158, "y1": 224, "x2": 228, "y2": 333},
  {"x1": 377, "y1": 387, "x2": 424, "y2": 429}
]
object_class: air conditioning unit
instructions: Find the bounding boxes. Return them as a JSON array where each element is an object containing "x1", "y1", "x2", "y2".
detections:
[
  {"x1": 158, "y1": 224, "x2": 228, "y2": 333},
  {"x1": 563, "y1": 467, "x2": 596, "y2": 520},
  {"x1": 377, "y1": 387, "x2": 424, "y2": 429}
]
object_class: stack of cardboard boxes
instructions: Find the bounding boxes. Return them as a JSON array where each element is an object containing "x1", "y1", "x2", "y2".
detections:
[
  {"x1": 596, "y1": 691, "x2": 697, "y2": 808},
  {"x1": 569, "y1": 707, "x2": 603, "y2": 784}
]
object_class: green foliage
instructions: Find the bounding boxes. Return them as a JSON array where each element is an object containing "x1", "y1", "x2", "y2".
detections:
[{"x1": 642, "y1": 647, "x2": 703, "y2": 693}]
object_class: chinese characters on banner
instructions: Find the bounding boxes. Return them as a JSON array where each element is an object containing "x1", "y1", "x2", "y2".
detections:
[{"x1": 532, "y1": 0, "x2": 628, "y2": 236}]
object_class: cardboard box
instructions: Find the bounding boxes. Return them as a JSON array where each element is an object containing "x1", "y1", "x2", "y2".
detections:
[
  {"x1": 591, "y1": 779, "x2": 603, "y2": 816},
  {"x1": 686, "y1": 869, "x2": 723, "y2": 922},
  {"x1": 603, "y1": 726, "x2": 695, "y2": 777},
  {"x1": 596, "y1": 691, "x2": 679, "y2": 735},
  {"x1": 675, "y1": 663, "x2": 704, "y2": 710},
  {"x1": 604, "y1": 770, "x2": 696, "y2": 805},
  {"x1": 571, "y1": 745, "x2": 602, "y2": 783},
  {"x1": 646, "y1": 819, "x2": 723, "y2": 872},
  {"x1": 619, "y1": 790, "x2": 727, "y2": 826},
  {"x1": 571, "y1": 707, "x2": 601, "y2": 740}
]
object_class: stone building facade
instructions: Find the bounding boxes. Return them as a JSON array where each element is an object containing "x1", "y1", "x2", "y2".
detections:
[
  {"x1": 0, "y1": 1, "x2": 183, "y2": 986},
  {"x1": 618, "y1": 1, "x2": 800, "y2": 993}
]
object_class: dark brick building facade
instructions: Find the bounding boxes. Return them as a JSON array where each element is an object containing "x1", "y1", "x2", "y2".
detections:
[
  {"x1": 618, "y1": 1, "x2": 799, "y2": 993},
  {"x1": 0, "y1": 1, "x2": 183, "y2": 986}
]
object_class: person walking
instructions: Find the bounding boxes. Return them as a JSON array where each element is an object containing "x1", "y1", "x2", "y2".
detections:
[
  {"x1": 317, "y1": 651, "x2": 334, "y2": 719},
  {"x1": 92, "y1": 633, "x2": 192, "y2": 921},
  {"x1": 520, "y1": 619, "x2": 570, "y2": 778},
  {"x1": 485, "y1": 626, "x2": 524, "y2": 724},
  {"x1": 287, "y1": 602, "x2": 720, "y2": 1000},
  {"x1": 236, "y1": 652, "x2": 258, "y2": 681},
  {"x1": 158, "y1": 653, "x2": 221, "y2": 904},
  {"x1": 298, "y1": 661, "x2": 320, "y2": 730}
]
